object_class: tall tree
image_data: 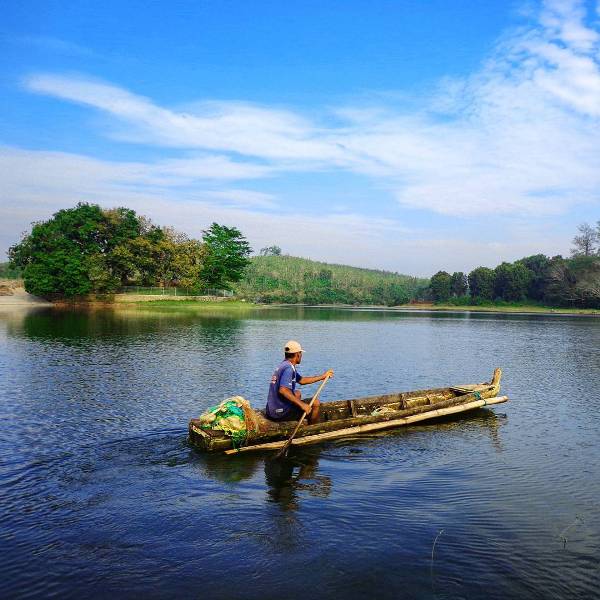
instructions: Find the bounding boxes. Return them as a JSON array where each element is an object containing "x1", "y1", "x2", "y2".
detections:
[
  {"x1": 200, "y1": 223, "x2": 251, "y2": 290},
  {"x1": 9, "y1": 203, "x2": 141, "y2": 297},
  {"x1": 517, "y1": 254, "x2": 551, "y2": 301},
  {"x1": 571, "y1": 222, "x2": 597, "y2": 257},
  {"x1": 429, "y1": 271, "x2": 452, "y2": 302},
  {"x1": 468, "y1": 267, "x2": 495, "y2": 301},
  {"x1": 494, "y1": 262, "x2": 531, "y2": 301},
  {"x1": 450, "y1": 272, "x2": 468, "y2": 297}
]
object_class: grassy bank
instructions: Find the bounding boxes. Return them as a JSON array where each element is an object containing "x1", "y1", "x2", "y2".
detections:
[
  {"x1": 122, "y1": 298, "x2": 599, "y2": 315},
  {"x1": 127, "y1": 299, "x2": 259, "y2": 309},
  {"x1": 397, "y1": 302, "x2": 600, "y2": 315}
]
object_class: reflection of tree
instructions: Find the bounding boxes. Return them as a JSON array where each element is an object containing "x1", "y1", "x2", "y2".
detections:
[
  {"x1": 264, "y1": 448, "x2": 331, "y2": 512},
  {"x1": 8, "y1": 306, "x2": 246, "y2": 350}
]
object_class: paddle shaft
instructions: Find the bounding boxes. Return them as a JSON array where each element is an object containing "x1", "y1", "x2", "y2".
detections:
[{"x1": 274, "y1": 373, "x2": 331, "y2": 458}]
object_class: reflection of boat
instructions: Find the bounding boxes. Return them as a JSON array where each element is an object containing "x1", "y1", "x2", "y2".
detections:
[{"x1": 189, "y1": 369, "x2": 507, "y2": 453}]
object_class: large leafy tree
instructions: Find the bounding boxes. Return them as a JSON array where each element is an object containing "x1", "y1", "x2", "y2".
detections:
[
  {"x1": 517, "y1": 254, "x2": 551, "y2": 301},
  {"x1": 494, "y1": 262, "x2": 532, "y2": 301},
  {"x1": 200, "y1": 223, "x2": 251, "y2": 290},
  {"x1": 429, "y1": 271, "x2": 452, "y2": 302},
  {"x1": 8, "y1": 203, "x2": 165, "y2": 296},
  {"x1": 468, "y1": 267, "x2": 495, "y2": 301},
  {"x1": 450, "y1": 272, "x2": 468, "y2": 297},
  {"x1": 9, "y1": 203, "x2": 141, "y2": 297}
]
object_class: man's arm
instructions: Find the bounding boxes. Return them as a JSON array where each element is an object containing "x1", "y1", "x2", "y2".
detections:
[
  {"x1": 278, "y1": 385, "x2": 311, "y2": 413},
  {"x1": 298, "y1": 369, "x2": 334, "y2": 385}
]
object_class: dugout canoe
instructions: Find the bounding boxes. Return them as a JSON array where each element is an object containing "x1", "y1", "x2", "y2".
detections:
[{"x1": 189, "y1": 368, "x2": 506, "y2": 453}]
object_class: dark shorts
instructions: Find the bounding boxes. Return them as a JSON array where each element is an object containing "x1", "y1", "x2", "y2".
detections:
[{"x1": 267, "y1": 404, "x2": 304, "y2": 422}]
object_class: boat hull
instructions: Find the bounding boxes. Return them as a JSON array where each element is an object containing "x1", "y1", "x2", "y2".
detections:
[{"x1": 189, "y1": 368, "x2": 504, "y2": 453}]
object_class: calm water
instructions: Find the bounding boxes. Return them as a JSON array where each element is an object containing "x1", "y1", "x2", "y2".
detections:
[{"x1": 1, "y1": 305, "x2": 599, "y2": 599}]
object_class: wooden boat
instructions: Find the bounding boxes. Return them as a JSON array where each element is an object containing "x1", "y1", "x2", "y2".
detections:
[{"x1": 188, "y1": 368, "x2": 507, "y2": 454}]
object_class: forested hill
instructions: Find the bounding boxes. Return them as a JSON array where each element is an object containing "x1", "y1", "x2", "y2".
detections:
[{"x1": 234, "y1": 255, "x2": 429, "y2": 305}]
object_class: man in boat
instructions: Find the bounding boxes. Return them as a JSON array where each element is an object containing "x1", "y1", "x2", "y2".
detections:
[{"x1": 266, "y1": 340, "x2": 334, "y2": 424}]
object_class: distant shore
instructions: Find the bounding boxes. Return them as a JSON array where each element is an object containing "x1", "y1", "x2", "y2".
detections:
[
  {"x1": 391, "y1": 302, "x2": 600, "y2": 316},
  {"x1": 1, "y1": 286, "x2": 598, "y2": 316},
  {"x1": 122, "y1": 298, "x2": 600, "y2": 316}
]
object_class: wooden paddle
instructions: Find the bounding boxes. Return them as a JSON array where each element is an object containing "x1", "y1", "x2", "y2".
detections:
[{"x1": 273, "y1": 373, "x2": 331, "y2": 459}]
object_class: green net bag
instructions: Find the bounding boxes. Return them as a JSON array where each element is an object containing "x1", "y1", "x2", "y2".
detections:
[{"x1": 198, "y1": 396, "x2": 258, "y2": 448}]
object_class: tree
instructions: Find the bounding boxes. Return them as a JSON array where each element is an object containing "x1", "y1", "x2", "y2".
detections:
[
  {"x1": 429, "y1": 271, "x2": 452, "y2": 302},
  {"x1": 571, "y1": 222, "x2": 597, "y2": 257},
  {"x1": 493, "y1": 262, "x2": 531, "y2": 301},
  {"x1": 450, "y1": 272, "x2": 468, "y2": 297},
  {"x1": 9, "y1": 203, "x2": 142, "y2": 297},
  {"x1": 545, "y1": 256, "x2": 600, "y2": 308},
  {"x1": 7, "y1": 203, "x2": 205, "y2": 296},
  {"x1": 517, "y1": 254, "x2": 551, "y2": 301},
  {"x1": 200, "y1": 223, "x2": 252, "y2": 290},
  {"x1": 259, "y1": 245, "x2": 282, "y2": 256},
  {"x1": 468, "y1": 267, "x2": 495, "y2": 301}
]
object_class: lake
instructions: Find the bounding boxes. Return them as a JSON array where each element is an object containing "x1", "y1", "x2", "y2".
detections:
[{"x1": 1, "y1": 305, "x2": 599, "y2": 599}]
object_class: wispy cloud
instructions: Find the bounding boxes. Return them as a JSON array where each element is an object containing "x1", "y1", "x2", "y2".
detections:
[
  {"x1": 23, "y1": 0, "x2": 600, "y2": 220},
  {"x1": 0, "y1": 144, "x2": 570, "y2": 276}
]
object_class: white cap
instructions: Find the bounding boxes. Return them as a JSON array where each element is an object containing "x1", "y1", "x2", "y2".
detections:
[{"x1": 284, "y1": 340, "x2": 304, "y2": 353}]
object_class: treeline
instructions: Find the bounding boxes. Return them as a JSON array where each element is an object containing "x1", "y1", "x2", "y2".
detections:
[
  {"x1": 429, "y1": 254, "x2": 600, "y2": 309},
  {"x1": 428, "y1": 220, "x2": 600, "y2": 309},
  {"x1": 8, "y1": 203, "x2": 251, "y2": 298},
  {"x1": 235, "y1": 255, "x2": 429, "y2": 305}
]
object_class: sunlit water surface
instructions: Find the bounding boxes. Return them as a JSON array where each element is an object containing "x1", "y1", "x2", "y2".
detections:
[{"x1": 1, "y1": 305, "x2": 599, "y2": 599}]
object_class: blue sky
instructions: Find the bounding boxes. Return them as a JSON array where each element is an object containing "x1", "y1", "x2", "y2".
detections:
[{"x1": 1, "y1": 0, "x2": 599, "y2": 275}]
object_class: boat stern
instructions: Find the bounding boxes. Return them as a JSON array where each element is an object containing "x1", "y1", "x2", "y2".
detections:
[{"x1": 490, "y1": 368, "x2": 502, "y2": 395}]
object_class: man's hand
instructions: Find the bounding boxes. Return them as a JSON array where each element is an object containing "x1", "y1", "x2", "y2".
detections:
[
  {"x1": 301, "y1": 400, "x2": 314, "y2": 413},
  {"x1": 323, "y1": 369, "x2": 334, "y2": 380}
]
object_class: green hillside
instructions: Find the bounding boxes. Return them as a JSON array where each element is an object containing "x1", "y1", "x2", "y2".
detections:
[{"x1": 234, "y1": 255, "x2": 429, "y2": 305}]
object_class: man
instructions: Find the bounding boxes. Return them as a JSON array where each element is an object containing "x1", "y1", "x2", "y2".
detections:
[{"x1": 266, "y1": 340, "x2": 334, "y2": 424}]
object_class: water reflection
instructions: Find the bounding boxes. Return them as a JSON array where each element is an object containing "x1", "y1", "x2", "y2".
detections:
[
  {"x1": 3, "y1": 306, "x2": 247, "y2": 351},
  {"x1": 195, "y1": 451, "x2": 262, "y2": 484},
  {"x1": 195, "y1": 408, "x2": 505, "y2": 514},
  {"x1": 264, "y1": 448, "x2": 332, "y2": 511}
]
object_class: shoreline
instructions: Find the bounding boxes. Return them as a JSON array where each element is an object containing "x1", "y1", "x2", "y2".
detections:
[
  {"x1": 123, "y1": 299, "x2": 600, "y2": 316},
  {"x1": 1, "y1": 290, "x2": 598, "y2": 316}
]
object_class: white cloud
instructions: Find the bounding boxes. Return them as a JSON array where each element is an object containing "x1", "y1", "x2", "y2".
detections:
[
  {"x1": 23, "y1": 0, "x2": 600, "y2": 220},
  {"x1": 0, "y1": 145, "x2": 572, "y2": 276}
]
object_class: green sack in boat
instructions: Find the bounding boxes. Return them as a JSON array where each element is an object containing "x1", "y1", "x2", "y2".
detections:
[{"x1": 198, "y1": 396, "x2": 257, "y2": 447}]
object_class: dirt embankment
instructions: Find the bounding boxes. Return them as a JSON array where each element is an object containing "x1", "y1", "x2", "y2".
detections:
[{"x1": 0, "y1": 280, "x2": 51, "y2": 306}]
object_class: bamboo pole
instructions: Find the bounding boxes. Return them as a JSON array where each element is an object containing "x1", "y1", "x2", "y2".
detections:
[{"x1": 225, "y1": 395, "x2": 508, "y2": 455}]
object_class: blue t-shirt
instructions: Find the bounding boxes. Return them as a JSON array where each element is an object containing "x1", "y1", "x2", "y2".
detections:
[{"x1": 266, "y1": 360, "x2": 303, "y2": 420}]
